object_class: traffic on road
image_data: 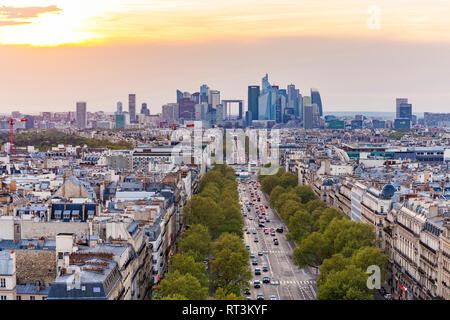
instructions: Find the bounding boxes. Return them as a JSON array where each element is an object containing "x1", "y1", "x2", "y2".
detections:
[{"x1": 238, "y1": 170, "x2": 318, "y2": 300}]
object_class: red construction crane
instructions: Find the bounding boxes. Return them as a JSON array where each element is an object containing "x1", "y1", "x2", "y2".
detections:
[{"x1": 6, "y1": 118, "x2": 28, "y2": 155}]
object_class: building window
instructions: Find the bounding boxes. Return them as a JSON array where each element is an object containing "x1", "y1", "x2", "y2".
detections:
[
  {"x1": 0, "y1": 278, "x2": 5, "y2": 288},
  {"x1": 30, "y1": 296, "x2": 35, "y2": 300},
  {"x1": 17, "y1": 296, "x2": 21, "y2": 300},
  {"x1": 0, "y1": 296, "x2": 7, "y2": 300}
]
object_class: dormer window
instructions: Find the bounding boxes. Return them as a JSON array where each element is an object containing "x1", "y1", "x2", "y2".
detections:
[{"x1": 63, "y1": 210, "x2": 71, "y2": 219}]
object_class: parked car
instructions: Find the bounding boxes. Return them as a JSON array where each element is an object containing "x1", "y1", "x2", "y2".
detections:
[
  {"x1": 274, "y1": 239, "x2": 279, "y2": 245},
  {"x1": 253, "y1": 280, "x2": 261, "y2": 288},
  {"x1": 254, "y1": 237, "x2": 259, "y2": 243},
  {"x1": 252, "y1": 259, "x2": 258, "y2": 266},
  {"x1": 250, "y1": 253, "x2": 255, "y2": 258},
  {"x1": 245, "y1": 245, "x2": 250, "y2": 250},
  {"x1": 255, "y1": 268, "x2": 261, "y2": 275},
  {"x1": 263, "y1": 276, "x2": 270, "y2": 283},
  {"x1": 256, "y1": 294, "x2": 264, "y2": 300},
  {"x1": 262, "y1": 266, "x2": 268, "y2": 272},
  {"x1": 258, "y1": 251, "x2": 263, "y2": 256},
  {"x1": 270, "y1": 295, "x2": 277, "y2": 300}
]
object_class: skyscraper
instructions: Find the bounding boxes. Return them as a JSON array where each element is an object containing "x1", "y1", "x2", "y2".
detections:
[
  {"x1": 192, "y1": 92, "x2": 200, "y2": 104},
  {"x1": 399, "y1": 103, "x2": 412, "y2": 120},
  {"x1": 248, "y1": 85, "x2": 260, "y2": 121},
  {"x1": 162, "y1": 103, "x2": 179, "y2": 122},
  {"x1": 216, "y1": 104, "x2": 224, "y2": 125},
  {"x1": 76, "y1": 102, "x2": 87, "y2": 129},
  {"x1": 396, "y1": 98, "x2": 409, "y2": 118},
  {"x1": 209, "y1": 90, "x2": 220, "y2": 109},
  {"x1": 176, "y1": 90, "x2": 183, "y2": 103},
  {"x1": 23, "y1": 115, "x2": 35, "y2": 129},
  {"x1": 395, "y1": 98, "x2": 412, "y2": 129},
  {"x1": 258, "y1": 74, "x2": 272, "y2": 120},
  {"x1": 179, "y1": 98, "x2": 196, "y2": 120},
  {"x1": 141, "y1": 103, "x2": 150, "y2": 116},
  {"x1": 116, "y1": 101, "x2": 123, "y2": 115},
  {"x1": 115, "y1": 114, "x2": 125, "y2": 129},
  {"x1": 298, "y1": 93, "x2": 303, "y2": 119},
  {"x1": 303, "y1": 104, "x2": 314, "y2": 129},
  {"x1": 311, "y1": 88, "x2": 323, "y2": 116},
  {"x1": 287, "y1": 84, "x2": 300, "y2": 117},
  {"x1": 128, "y1": 94, "x2": 136, "y2": 123},
  {"x1": 200, "y1": 84, "x2": 209, "y2": 103},
  {"x1": 245, "y1": 110, "x2": 252, "y2": 127}
]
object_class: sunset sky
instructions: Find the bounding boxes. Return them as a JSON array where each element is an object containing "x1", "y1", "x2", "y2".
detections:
[{"x1": 1, "y1": 0, "x2": 450, "y2": 114}]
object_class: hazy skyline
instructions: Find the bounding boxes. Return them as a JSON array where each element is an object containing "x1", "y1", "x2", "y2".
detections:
[{"x1": 1, "y1": 1, "x2": 450, "y2": 114}]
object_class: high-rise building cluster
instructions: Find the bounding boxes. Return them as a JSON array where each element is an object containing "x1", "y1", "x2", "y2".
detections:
[
  {"x1": 246, "y1": 74, "x2": 323, "y2": 129},
  {"x1": 161, "y1": 84, "x2": 244, "y2": 128}
]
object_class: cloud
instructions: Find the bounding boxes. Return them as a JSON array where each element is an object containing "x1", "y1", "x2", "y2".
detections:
[
  {"x1": 0, "y1": 5, "x2": 62, "y2": 19},
  {"x1": 0, "y1": 20, "x2": 32, "y2": 26}
]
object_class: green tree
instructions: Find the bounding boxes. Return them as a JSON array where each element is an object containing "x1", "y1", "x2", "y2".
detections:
[
  {"x1": 279, "y1": 199, "x2": 303, "y2": 222},
  {"x1": 179, "y1": 224, "x2": 212, "y2": 262},
  {"x1": 210, "y1": 248, "x2": 252, "y2": 295},
  {"x1": 182, "y1": 196, "x2": 224, "y2": 239},
  {"x1": 332, "y1": 221, "x2": 376, "y2": 257},
  {"x1": 210, "y1": 233, "x2": 251, "y2": 294},
  {"x1": 200, "y1": 182, "x2": 221, "y2": 203},
  {"x1": 156, "y1": 270, "x2": 208, "y2": 300},
  {"x1": 286, "y1": 209, "x2": 316, "y2": 242},
  {"x1": 316, "y1": 265, "x2": 373, "y2": 300},
  {"x1": 161, "y1": 294, "x2": 188, "y2": 300},
  {"x1": 269, "y1": 185, "x2": 285, "y2": 207},
  {"x1": 214, "y1": 288, "x2": 245, "y2": 300},
  {"x1": 212, "y1": 232, "x2": 247, "y2": 256},
  {"x1": 305, "y1": 199, "x2": 326, "y2": 213},
  {"x1": 273, "y1": 192, "x2": 302, "y2": 212},
  {"x1": 321, "y1": 219, "x2": 376, "y2": 258},
  {"x1": 317, "y1": 253, "x2": 350, "y2": 287},
  {"x1": 260, "y1": 175, "x2": 280, "y2": 195},
  {"x1": 293, "y1": 232, "x2": 327, "y2": 270},
  {"x1": 279, "y1": 172, "x2": 298, "y2": 189},
  {"x1": 199, "y1": 170, "x2": 224, "y2": 193},
  {"x1": 169, "y1": 253, "x2": 209, "y2": 288},
  {"x1": 317, "y1": 207, "x2": 345, "y2": 232},
  {"x1": 293, "y1": 185, "x2": 317, "y2": 204},
  {"x1": 350, "y1": 246, "x2": 388, "y2": 282}
]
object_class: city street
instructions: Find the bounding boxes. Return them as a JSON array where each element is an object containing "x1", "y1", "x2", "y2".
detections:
[{"x1": 238, "y1": 174, "x2": 318, "y2": 300}]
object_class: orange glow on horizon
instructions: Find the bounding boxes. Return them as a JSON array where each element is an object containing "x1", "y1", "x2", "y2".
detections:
[{"x1": 1, "y1": 1, "x2": 450, "y2": 46}]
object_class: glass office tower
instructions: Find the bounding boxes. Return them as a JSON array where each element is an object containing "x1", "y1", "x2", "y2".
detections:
[{"x1": 311, "y1": 88, "x2": 323, "y2": 116}]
